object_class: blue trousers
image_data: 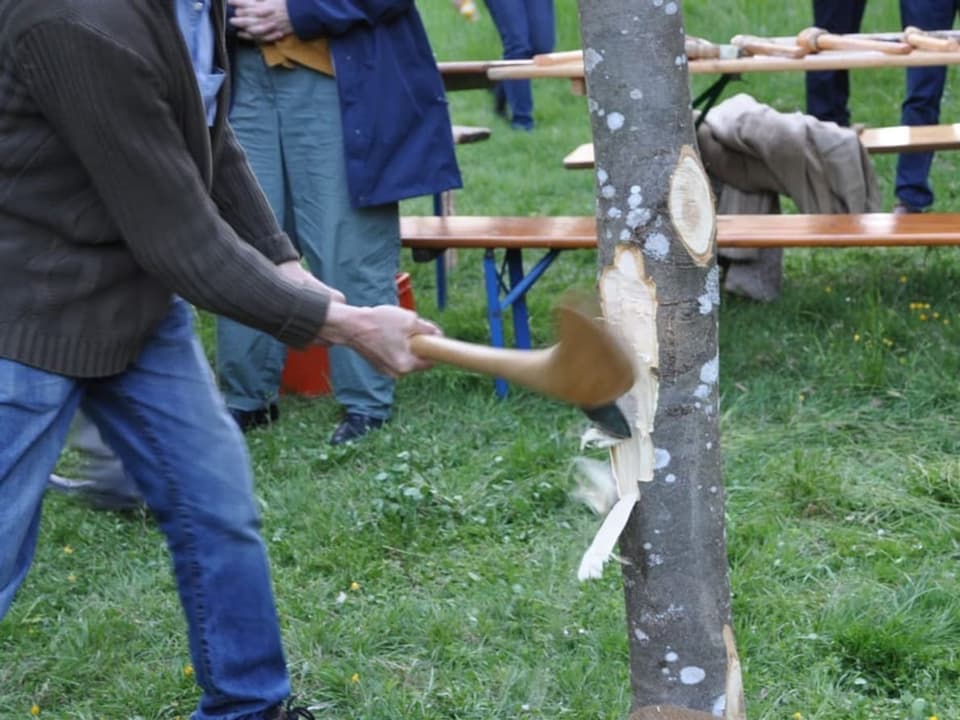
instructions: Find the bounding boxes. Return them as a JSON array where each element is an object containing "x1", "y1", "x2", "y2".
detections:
[
  {"x1": 895, "y1": 0, "x2": 960, "y2": 210},
  {"x1": 0, "y1": 298, "x2": 290, "y2": 719},
  {"x1": 805, "y1": 0, "x2": 867, "y2": 126},
  {"x1": 217, "y1": 47, "x2": 399, "y2": 418},
  {"x1": 483, "y1": 0, "x2": 555, "y2": 130}
]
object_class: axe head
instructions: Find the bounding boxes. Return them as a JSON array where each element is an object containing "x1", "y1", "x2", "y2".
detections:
[{"x1": 550, "y1": 294, "x2": 635, "y2": 438}]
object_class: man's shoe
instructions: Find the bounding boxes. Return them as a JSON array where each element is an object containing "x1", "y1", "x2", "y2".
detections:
[
  {"x1": 230, "y1": 403, "x2": 279, "y2": 433},
  {"x1": 329, "y1": 413, "x2": 387, "y2": 445},
  {"x1": 267, "y1": 699, "x2": 316, "y2": 719},
  {"x1": 893, "y1": 201, "x2": 924, "y2": 215}
]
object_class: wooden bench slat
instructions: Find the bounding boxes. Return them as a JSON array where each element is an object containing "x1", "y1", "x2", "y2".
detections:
[
  {"x1": 402, "y1": 213, "x2": 960, "y2": 250},
  {"x1": 858, "y1": 123, "x2": 960, "y2": 154},
  {"x1": 563, "y1": 125, "x2": 960, "y2": 169}
]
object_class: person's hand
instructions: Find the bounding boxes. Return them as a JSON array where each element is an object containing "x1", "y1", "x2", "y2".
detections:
[
  {"x1": 277, "y1": 260, "x2": 345, "y2": 304},
  {"x1": 228, "y1": 0, "x2": 293, "y2": 42},
  {"x1": 319, "y1": 304, "x2": 442, "y2": 377}
]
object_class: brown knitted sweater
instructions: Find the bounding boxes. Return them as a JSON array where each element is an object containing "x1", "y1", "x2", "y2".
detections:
[{"x1": 0, "y1": 0, "x2": 330, "y2": 377}]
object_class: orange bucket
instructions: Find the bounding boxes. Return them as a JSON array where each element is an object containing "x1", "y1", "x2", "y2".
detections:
[{"x1": 280, "y1": 272, "x2": 416, "y2": 397}]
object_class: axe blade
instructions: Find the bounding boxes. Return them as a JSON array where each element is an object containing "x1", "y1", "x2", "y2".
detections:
[{"x1": 582, "y1": 401, "x2": 632, "y2": 439}]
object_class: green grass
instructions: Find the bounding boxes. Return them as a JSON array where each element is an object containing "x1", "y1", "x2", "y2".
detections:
[{"x1": 4, "y1": 1, "x2": 960, "y2": 718}]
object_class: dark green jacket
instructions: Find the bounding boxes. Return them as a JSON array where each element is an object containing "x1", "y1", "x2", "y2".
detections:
[{"x1": 0, "y1": 0, "x2": 330, "y2": 377}]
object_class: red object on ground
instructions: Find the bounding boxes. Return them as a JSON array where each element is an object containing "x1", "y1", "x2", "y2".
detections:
[{"x1": 280, "y1": 272, "x2": 416, "y2": 397}]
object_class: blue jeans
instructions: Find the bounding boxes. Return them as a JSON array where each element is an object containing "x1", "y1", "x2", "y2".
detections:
[
  {"x1": 217, "y1": 47, "x2": 398, "y2": 419},
  {"x1": 0, "y1": 298, "x2": 290, "y2": 719},
  {"x1": 805, "y1": 0, "x2": 867, "y2": 126},
  {"x1": 483, "y1": 0, "x2": 555, "y2": 130},
  {"x1": 895, "y1": 0, "x2": 960, "y2": 210}
]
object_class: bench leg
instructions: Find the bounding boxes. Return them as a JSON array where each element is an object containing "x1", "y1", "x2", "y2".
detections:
[
  {"x1": 431, "y1": 193, "x2": 448, "y2": 310},
  {"x1": 483, "y1": 249, "x2": 509, "y2": 398},
  {"x1": 506, "y1": 249, "x2": 531, "y2": 350}
]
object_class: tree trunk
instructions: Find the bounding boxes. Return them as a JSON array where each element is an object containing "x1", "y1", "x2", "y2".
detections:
[{"x1": 574, "y1": 2, "x2": 744, "y2": 717}]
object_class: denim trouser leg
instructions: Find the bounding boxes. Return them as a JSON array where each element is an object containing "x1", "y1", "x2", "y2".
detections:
[
  {"x1": 0, "y1": 363, "x2": 82, "y2": 618},
  {"x1": 483, "y1": 0, "x2": 556, "y2": 129},
  {"x1": 805, "y1": 0, "x2": 866, "y2": 125},
  {"x1": 1, "y1": 298, "x2": 290, "y2": 718},
  {"x1": 273, "y1": 69, "x2": 398, "y2": 419},
  {"x1": 84, "y1": 299, "x2": 289, "y2": 719},
  {"x1": 216, "y1": 47, "x2": 289, "y2": 413},
  {"x1": 894, "y1": 0, "x2": 959, "y2": 210}
]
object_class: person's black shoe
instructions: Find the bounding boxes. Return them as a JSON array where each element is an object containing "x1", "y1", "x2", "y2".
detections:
[
  {"x1": 230, "y1": 403, "x2": 279, "y2": 433},
  {"x1": 267, "y1": 699, "x2": 316, "y2": 719},
  {"x1": 491, "y1": 82, "x2": 507, "y2": 118},
  {"x1": 329, "y1": 413, "x2": 387, "y2": 445}
]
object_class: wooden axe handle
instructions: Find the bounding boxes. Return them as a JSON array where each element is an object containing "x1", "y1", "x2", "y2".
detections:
[
  {"x1": 798, "y1": 27, "x2": 913, "y2": 54},
  {"x1": 903, "y1": 26, "x2": 960, "y2": 52},
  {"x1": 730, "y1": 34, "x2": 807, "y2": 59}
]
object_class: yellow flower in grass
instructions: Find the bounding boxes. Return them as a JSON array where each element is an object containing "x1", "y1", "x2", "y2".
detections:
[
  {"x1": 67, "y1": 573, "x2": 76, "y2": 583},
  {"x1": 792, "y1": 713, "x2": 802, "y2": 720},
  {"x1": 183, "y1": 663, "x2": 194, "y2": 677},
  {"x1": 63, "y1": 545, "x2": 73, "y2": 555},
  {"x1": 900, "y1": 274, "x2": 908, "y2": 284},
  {"x1": 853, "y1": 333, "x2": 861, "y2": 342},
  {"x1": 31, "y1": 704, "x2": 40, "y2": 716},
  {"x1": 350, "y1": 581, "x2": 360, "y2": 591},
  {"x1": 351, "y1": 673, "x2": 360, "y2": 684},
  {"x1": 824, "y1": 285, "x2": 833, "y2": 294}
]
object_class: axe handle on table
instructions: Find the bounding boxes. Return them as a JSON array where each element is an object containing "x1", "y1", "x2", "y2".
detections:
[
  {"x1": 798, "y1": 27, "x2": 913, "y2": 55},
  {"x1": 903, "y1": 26, "x2": 960, "y2": 52},
  {"x1": 730, "y1": 34, "x2": 807, "y2": 59}
]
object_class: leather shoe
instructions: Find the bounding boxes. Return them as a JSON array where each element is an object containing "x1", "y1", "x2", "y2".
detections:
[
  {"x1": 230, "y1": 403, "x2": 279, "y2": 433},
  {"x1": 329, "y1": 413, "x2": 386, "y2": 445}
]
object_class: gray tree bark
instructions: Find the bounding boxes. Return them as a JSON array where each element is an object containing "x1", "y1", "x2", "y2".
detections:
[{"x1": 574, "y1": 2, "x2": 743, "y2": 717}]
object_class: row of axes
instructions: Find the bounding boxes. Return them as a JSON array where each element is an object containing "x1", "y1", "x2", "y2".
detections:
[
  {"x1": 688, "y1": 27, "x2": 960, "y2": 61},
  {"x1": 532, "y1": 28, "x2": 960, "y2": 68}
]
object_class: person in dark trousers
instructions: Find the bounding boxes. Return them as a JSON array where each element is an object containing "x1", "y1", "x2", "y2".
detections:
[
  {"x1": 805, "y1": 0, "x2": 867, "y2": 126},
  {"x1": 894, "y1": 0, "x2": 959, "y2": 213},
  {"x1": 0, "y1": 1, "x2": 439, "y2": 718},
  {"x1": 218, "y1": 0, "x2": 462, "y2": 444},
  {"x1": 482, "y1": 0, "x2": 555, "y2": 130}
]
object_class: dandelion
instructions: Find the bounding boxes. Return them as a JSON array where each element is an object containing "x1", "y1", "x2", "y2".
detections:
[
  {"x1": 350, "y1": 581, "x2": 360, "y2": 591},
  {"x1": 183, "y1": 664, "x2": 194, "y2": 677},
  {"x1": 930, "y1": 715, "x2": 939, "y2": 720},
  {"x1": 899, "y1": 275, "x2": 908, "y2": 284},
  {"x1": 944, "y1": 319, "x2": 950, "y2": 326},
  {"x1": 933, "y1": 312, "x2": 941, "y2": 319},
  {"x1": 31, "y1": 704, "x2": 40, "y2": 716},
  {"x1": 799, "y1": 393, "x2": 805, "y2": 402},
  {"x1": 63, "y1": 545, "x2": 73, "y2": 555},
  {"x1": 853, "y1": 333, "x2": 861, "y2": 342},
  {"x1": 351, "y1": 673, "x2": 360, "y2": 683},
  {"x1": 67, "y1": 573, "x2": 76, "y2": 583},
  {"x1": 792, "y1": 713, "x2": 802, "y2": 720},
  {"x1": 919, "y1": 314, "x2": 928, "y2": 321},
  {"x1": 824, "y1": 285, "x2": 833, "y2": 294}
]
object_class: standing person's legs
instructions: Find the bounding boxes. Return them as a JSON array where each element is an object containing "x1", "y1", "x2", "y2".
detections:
[
  {"x1": 275, "y1": 69, "x2": 399, "y2": 444},
  {"x1": 84, "y1": 298, "x2": 290, "y2": 719},
  {"x1": 895, "y1": 0, "x2": 956, "y2": 211},
  {"x1": 805, "y1": 0, "x2": 867, "y2": 125},
  {"x1": 47, "y1": 410, "x2": 142, "y2": 510},
  {"x1": 0, "y1": 361, "x2": 81, "y2": 618},
  {"x1": 483, "y1": 0, "x2": 537, "y2": 129},
  {"x1": 216, "y1": 46, "x2": 289, "y2": 429}
]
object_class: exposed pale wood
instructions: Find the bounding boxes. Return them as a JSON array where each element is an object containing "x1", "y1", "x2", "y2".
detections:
[
  {"x1": 400, "y1": 213, "x2": 960, "y2": 250},
  {"x1": 798, "y1": 27, "x2": 912, "y2": 54},
  {"x1": 409, "y1": 303, "x2": 635, "y2": 407}
]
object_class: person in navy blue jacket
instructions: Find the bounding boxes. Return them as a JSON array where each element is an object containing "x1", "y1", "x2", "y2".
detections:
[
  {"x1": 221, "y1": 0, "x2": 463, "y2": 443},
  {"x1": 805, "y1": 0, "x2": 866, "y2": 127}
]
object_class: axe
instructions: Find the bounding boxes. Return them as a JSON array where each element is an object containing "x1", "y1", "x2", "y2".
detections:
[
  {"x1": 410, "y1": 299, "x2": 635, "y2": 438},
  {"x1": 902, "y1": 26, "x2": 960, "y2": 52},
  {"x1": 798, "y1": 26, "x2": 912, "y2": 54},
  {"x1": 730, "y1": 34, "x2": 808, "y2": 59}
]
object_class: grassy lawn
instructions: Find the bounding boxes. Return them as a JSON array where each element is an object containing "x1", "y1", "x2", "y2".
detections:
[{"x1": 3, "y1": 1, "x2": 960, "y2": 719}]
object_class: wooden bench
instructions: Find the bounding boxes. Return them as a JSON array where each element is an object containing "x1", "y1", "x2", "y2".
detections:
[
  {"x1": 401, "y1": 212, "x2": 960, "y2": 395},
  {"x1": 562, "y1": 124, "x2": 960, "y2": 169}
]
